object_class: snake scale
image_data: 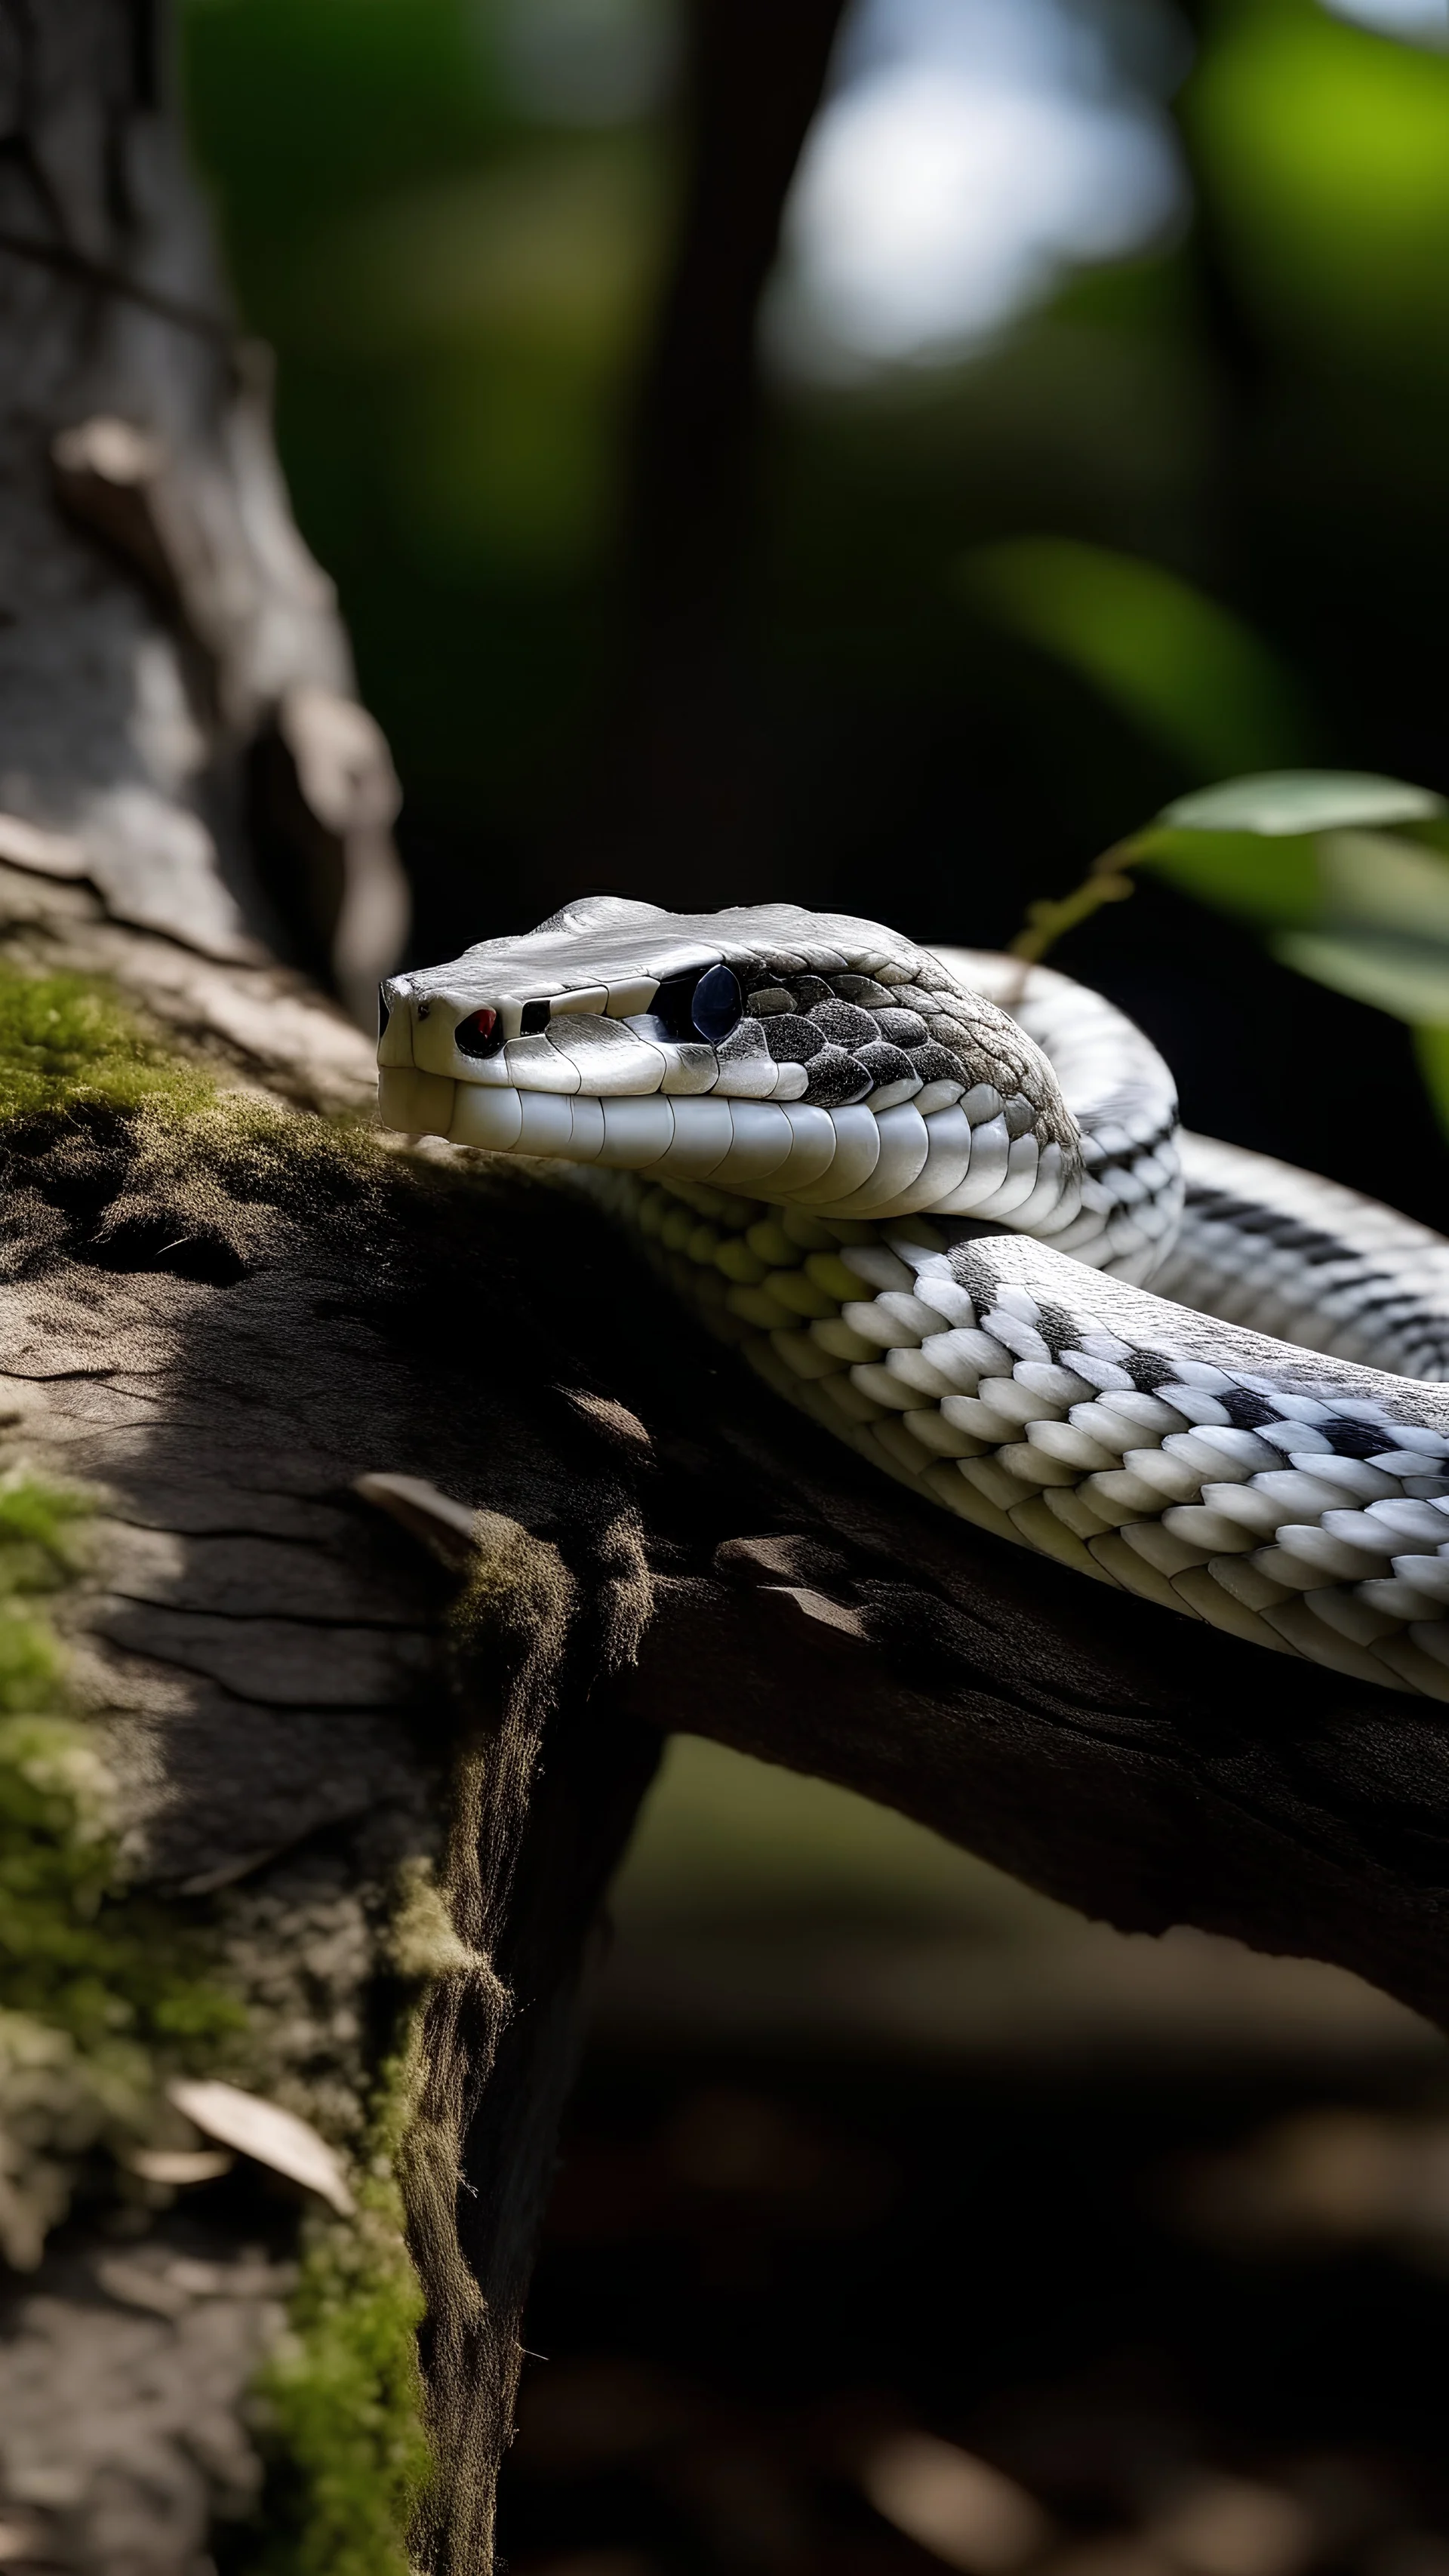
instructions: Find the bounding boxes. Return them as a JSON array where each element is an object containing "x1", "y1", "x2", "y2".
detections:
[{"x1": 377, "y1": 897, "x2": 1449, "y2": 1700}]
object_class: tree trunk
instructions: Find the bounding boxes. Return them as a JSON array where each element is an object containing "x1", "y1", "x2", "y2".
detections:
[
  {"x1": 5, "y1": 13, "x2": 1449, "y2": 2576},
  {"x1": 565, "y1": 0, "x2": 849, "y2": 904}
]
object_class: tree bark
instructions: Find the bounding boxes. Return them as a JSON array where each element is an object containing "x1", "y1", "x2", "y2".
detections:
[
  {"x1": 5, "y1": 11, "x2": 1449, "y2": 2576},
  {"x1": 0, "y1": 0, "x2": 409, "y2": 1026}
]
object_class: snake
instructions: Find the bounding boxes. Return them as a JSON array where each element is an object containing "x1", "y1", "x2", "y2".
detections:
[{"x1": 377, "y1": 897, "x2": 1449, "y2": 1701}]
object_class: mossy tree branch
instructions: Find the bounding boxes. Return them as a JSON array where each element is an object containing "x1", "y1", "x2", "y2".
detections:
[
  {"x1": 6, "y1": 12, "x2": 1449, "y2": 2576},
  {"x1": 0, "y1": 953, "x2": 669, "y2": 2574}
]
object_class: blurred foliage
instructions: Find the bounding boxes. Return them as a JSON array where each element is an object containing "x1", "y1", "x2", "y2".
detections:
[
  {"x1": 612, "y1": 1734, "x2": 1075, "y2": 1937},
  {"x1": 1186, "y1": 0, "x2": 1449, "y2": 376},
  {"x1": 181, "y1": 0, "x2": 673, "y2": 845},
  {"x1": 1019, "y1": 766, "x2": 1449, "y2": 1135},
  {"x1": 958, "y1": 538, "x2": 1309, "y2": 778},
  {"x1": 180, "y1": 0, "x2": 1449, "y2": 1172}
]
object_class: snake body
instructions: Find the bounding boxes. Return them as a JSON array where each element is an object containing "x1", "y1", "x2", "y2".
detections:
[{"x1": 378, "y1": 898, "x2": 1449, "y2": 1700}]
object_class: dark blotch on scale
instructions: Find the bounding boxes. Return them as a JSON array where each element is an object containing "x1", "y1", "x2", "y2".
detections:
[
  {"x1": 762, "y1": 1014, "x2": 826, "y2": 1063},
  {"x1": 914, "y1": 1041, "x2": 968, "y2": 1088},
  {"x1": 1321, "y1": 1415, "x2": 1403, "y2": 1459},
  {"x1": 808, "y1": 998, "x2": 878, "y2": 1049},
  {"x1": 875, "y1": 1005, "x2": 931, "y2": 1048},
  {"x1": 853, "y1": 1040, "x2": 917, "y2": 1091},
  {"x1": 1033, "y1": 1303, "x2": 1079, "y2": 1363},
  {"x1": 801, "y1": 1046, "x2": 874, "y2": 1108},
  {"x1": 1126, "y1": 1350, "x2": 1177, "y2": 1395},
  {"x1": 1220, "y1": 1385, "x2": 1281, "y2": 1430}
]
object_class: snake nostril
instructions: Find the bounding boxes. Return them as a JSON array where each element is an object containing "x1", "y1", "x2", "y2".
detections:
[{"x1": 457, "y1": 1008, "x2": 504, "y2": 1059}]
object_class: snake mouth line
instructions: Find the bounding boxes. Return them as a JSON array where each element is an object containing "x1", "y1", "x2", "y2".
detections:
[
  {"x1": 380, "y1": 897, "x2": 1087, "y2": 1138},
  {"x1": 374, "y1": 1068, "x2": 1088, "y2": 1230},
  {"x1": 377, "y1": 909, "x2": 1179, "y2": 1251}
]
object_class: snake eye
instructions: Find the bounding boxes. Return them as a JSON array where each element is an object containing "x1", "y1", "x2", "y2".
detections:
[
  {"x1": 690, "y1": 963, "x2": 743, "y2": 1043},
  {"x1": 651, "y1": 964, "x2": 743, "y2": 1046},
  {"x1": 456, "y1": 1008, "x2": 503, "y2": 1059}
]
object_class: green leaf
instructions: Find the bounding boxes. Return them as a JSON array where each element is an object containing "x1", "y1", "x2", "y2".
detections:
[
  {"x1": 1271, "y1": 929, "x2": 1449, "y2": 1023},
  {"x1": 1160, "y1": 770, "x2": 1445, "y2": 836},
  {"x1": 1316, "y1": 828, "x2": 1449, "y2": 943},
  {"x1": 1023, "y1": 763, "x2": 1449, "y2": 1141},
  {"x1": 1413, "y1": 1025, "x2": 1449, "y2": 1143},
  {"x1": 1131, "y1": 824, "x2": 1321, "y2": 928},
  {"x1": 960, "y1": 540, "x2": 1309, "y2": 779},
  {"x1": 1139, "y1": 820, "x2": 1449, "y2": 944}
]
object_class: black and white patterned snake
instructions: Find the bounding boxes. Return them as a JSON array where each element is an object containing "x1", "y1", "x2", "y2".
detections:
[{"x1": 377, "y1": 898, "x2": 1449, "y2": 1700}]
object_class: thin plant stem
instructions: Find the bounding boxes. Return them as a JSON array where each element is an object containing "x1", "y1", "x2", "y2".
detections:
[{"x1": 1010, "y1": 836, "x2": 1147, "y2": 965}]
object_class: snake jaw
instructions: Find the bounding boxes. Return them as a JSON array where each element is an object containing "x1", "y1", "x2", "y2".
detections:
[{"x1": 377, "y1": 901, "x2": 1093, "y2": 1226}]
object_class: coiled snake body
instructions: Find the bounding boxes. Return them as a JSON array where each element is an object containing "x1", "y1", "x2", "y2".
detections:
[{"x1": 378, "y1": 898, "x2": 1449, "y2": 1700}]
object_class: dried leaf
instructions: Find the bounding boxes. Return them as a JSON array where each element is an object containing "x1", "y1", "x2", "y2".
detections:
[
  {"x1": 354, "y1": 1470, "x2": 478, "y2": 1569},
  {"x1": 168, "y1": 2078, "x2": 354, "y2": 2215}
]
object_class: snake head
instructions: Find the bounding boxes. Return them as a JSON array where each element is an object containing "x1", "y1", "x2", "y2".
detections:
[{"x1": 377, "y1": 897, "x2": 1081, "y2": 1223}]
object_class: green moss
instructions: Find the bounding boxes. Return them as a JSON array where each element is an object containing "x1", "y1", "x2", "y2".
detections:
[
  {"x1": 0, "y1": 1467, "x2": 245, "y2": 2264},
  {"x1": 0, "y1": 1468, "x2": 237, "y2": 2045},
  {"x1": 0, "y1": 963, "x2": 211, "y2": 1124},
  {"x1": 254, "y1": 2042, "x2": 432, "y2": 2576},
  {"x1": 387, "y1": 1855, "x2": 484, "y2": 1984},
  {"x1": 248, "y1": 1879, "x2": 463, "y2": 2575},
  {"x1": 0, "y1": 964, "x2": 250, "y2": 2271}
]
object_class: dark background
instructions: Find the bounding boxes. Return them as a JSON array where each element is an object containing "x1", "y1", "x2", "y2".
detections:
[{"x1": 180, "y1": 0, "x2": 1449, "y2": 1223}]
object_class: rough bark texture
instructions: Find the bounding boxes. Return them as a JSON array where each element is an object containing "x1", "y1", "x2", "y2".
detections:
[
  {"x1": 5, "y1": 10, "x2": 1449, "y2": 2576},
  {"x1": 0, "y1": 919, "x2": 669, "y2": 2573},
  {"x1": 0, "y1": 0, "x2": 408, "y2": 1020}
]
